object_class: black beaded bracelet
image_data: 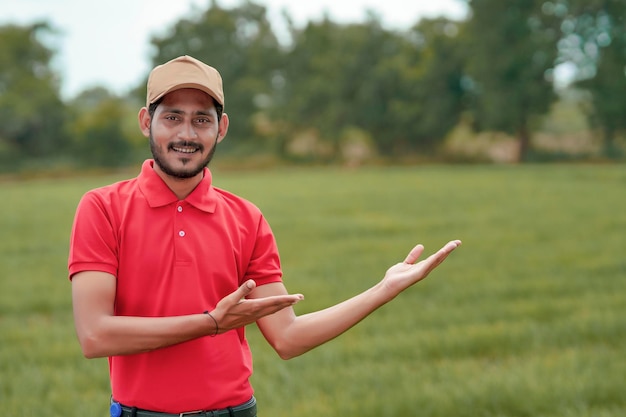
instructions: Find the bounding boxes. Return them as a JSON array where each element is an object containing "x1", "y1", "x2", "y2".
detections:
[{"x1": 203, "y1": 311, "x2": 219, "y2": 337}]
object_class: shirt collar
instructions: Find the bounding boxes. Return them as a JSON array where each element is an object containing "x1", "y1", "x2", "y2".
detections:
[{"x1": 138, "y1": 159, "x2": 218, "y2": 213}]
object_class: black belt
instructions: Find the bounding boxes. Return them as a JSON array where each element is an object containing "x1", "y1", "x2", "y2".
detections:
[{"x1": 112, "y1": 396, "x2": 256, "y2": 417}]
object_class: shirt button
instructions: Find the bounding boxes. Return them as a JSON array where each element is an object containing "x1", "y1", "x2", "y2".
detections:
[
  {"x1": 177, "y1": 205, "x2": 183, "y2": 212},
  {"x1": 178, "y1": 230, "x2": 185, "y2": 237}
]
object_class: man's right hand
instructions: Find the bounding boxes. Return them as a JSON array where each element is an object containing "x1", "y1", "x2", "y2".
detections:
[{"x1": 209, "y1": 280, "x2": 304, "y2": 334}]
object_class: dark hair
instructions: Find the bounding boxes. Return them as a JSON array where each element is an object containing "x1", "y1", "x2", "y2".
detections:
[{"x1": 148, "y1": 96, "x2": 223, "y2": 121}]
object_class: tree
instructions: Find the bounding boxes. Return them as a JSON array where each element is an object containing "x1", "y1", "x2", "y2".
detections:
[
  {"x1": 275, "y1": 14, "x2": 465, "y2": 159},
  {"x1": 564, "y1": 0, "x2": 626, "y2": 158},
  {"x1": 463, "y1": 0, "x2": 562, "y2": 162},
  {"x1": 66, "y1": 88, "x2": 137, "y2": 167},
  {"x1": 275, "y1": 15, "x2": 402, "y2": 158},
  {"x1": 395, "y1": 17, "x2": 466, "y2": 153},
  {"x1": 0, "y1": 22, "x2": 66, "y2": 162}
]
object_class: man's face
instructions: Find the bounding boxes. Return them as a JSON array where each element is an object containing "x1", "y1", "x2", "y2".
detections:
[{"x1": 147, "y1": 88, "x2": 224, "y2": 179}]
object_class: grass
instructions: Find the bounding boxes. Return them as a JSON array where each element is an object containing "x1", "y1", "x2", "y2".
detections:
[{"x1": 0, "y1": 163, "x2": 624, "y2": 417}]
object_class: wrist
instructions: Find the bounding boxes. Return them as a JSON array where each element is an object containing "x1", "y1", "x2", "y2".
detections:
[
  {"x1": 372, "y1": 280, "x2": 397, "y2": 305},
  {"x1": 203, "y1": 311, "x2": 219, "y2": 337}
]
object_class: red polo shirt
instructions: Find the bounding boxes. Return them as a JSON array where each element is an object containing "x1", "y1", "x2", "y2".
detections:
[{"x1": 68, "y1": 160, "x2": 283, "y2": 413}]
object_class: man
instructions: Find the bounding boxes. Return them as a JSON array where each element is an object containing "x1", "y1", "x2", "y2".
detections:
[{"x1": 68, "y1": 55, "x2": 461, "y2": 417}]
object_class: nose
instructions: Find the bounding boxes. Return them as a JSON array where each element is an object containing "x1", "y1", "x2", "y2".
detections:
[{"x1": 177, "y1": 122, "x2": 197, "y2": 140}]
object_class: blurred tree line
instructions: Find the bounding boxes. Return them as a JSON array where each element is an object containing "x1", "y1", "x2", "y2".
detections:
[{"x1": 0, "y1": 0, "x2": 624, "y2": 172}]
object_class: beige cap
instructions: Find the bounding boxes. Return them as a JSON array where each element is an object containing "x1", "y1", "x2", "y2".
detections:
[{"x1": 146, "y1": 55, "x2": 224, "y2": 107}]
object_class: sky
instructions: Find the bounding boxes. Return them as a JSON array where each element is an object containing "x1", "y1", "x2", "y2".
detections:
[{"x1": 0, "y1": 0, "x2": 468, "y2": 99}]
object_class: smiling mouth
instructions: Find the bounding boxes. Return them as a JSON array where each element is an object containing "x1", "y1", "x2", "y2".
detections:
[{"x1": 170, "y1": 142, "x2": 202, "y2": 154}]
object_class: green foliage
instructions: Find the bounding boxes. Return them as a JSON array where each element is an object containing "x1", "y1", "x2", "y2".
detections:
[
  {"x1": 400, "y1": 18, "x2": 466, "y2": 150},
  {"x1": 277, "y1": 17, "x2": 392, "y2": 154},
  {"x1": 274, "y1": 15, "x2": 465, "y2": 157},
  {"x1": 1, "y1": 164, "x2": 625, "y2": 416},
  {"x1": 566, "y1": 0, "x2": 626, "y2": 158},
  {"x1": 0, "y1": 22, "x2": 66, "y2": 159},
  {"x1": 463, "y1": 0, "x2": 561, "y2": 161},
  {"x1": 66, "y1": 89, "x2": 138, "y2": 167},
  {"x1": 1, "y1": 0, "x2": 625, "y2": 168}
]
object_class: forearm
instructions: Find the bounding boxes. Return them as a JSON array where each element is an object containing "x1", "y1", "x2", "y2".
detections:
[
  {"x1": 77, "y1": 313, "x2": 215, "y2": 358},
  {"x1": 272, "y1": 282, "x2": 392, "y2": 359}
]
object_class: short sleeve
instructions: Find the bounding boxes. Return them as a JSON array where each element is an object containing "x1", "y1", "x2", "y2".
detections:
[
  {"x1": 68, "y1": 191, "x2": 119, "y2": 279},
  {"x1": 243, "y1": 215, "x2": 283, "y2": 286}
]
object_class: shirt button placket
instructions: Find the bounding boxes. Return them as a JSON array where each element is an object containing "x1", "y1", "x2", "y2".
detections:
[{"x1": 177, "y1": 205, "x2": 185, "y2": 238}]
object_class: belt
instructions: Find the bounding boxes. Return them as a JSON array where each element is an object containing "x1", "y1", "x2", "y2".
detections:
[{"x1": 111, "y1": 396, "x2": 256, "y2": 417}]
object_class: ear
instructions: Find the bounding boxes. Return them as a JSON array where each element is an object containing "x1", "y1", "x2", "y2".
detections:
[
  {"x1": 217, "y1": 113, "x2": 230, "y2": 144},
  {"x1": 138, "y1": 107, "x2": 151, "y2": 138}
]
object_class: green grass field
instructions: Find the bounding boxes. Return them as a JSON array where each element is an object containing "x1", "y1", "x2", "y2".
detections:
[{"x1": 1, "y1": 163, "x2": 624, "y2": 417}]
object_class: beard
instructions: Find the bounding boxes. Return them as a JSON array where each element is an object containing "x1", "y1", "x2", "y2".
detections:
[{"x1": 149, "y1": 130, "x2": 218, "y2": 179}]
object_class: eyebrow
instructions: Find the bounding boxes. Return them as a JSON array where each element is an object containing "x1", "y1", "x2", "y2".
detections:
[{"x1": 162, "y1": 107, "x2": 213, "y2": 117}]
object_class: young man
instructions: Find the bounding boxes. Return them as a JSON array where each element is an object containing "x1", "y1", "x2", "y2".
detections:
[{"x1": 68, "y1": 55, "x2": 461, "y2": 417}]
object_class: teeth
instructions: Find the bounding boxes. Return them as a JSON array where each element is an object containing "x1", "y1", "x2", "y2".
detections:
[{"x1": 172, "y1": 146, "x2": 198, "y2": 154}]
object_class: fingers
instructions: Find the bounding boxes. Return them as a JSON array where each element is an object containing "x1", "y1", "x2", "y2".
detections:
[
  {"x1": 403, "y1": 244, "x2": 424, "y2": 264},
  {"x1": 236, "y1": 280, "x2": 304, "y2": 308},
  {"x1": 427, "y1": 239, "x2": 462, "y2": 269},
  {"x1": 405, "y1": 240, "x2": 462, "y2": 265},
  {"x1": 222, "y1": 294, "x2": 303, "y2": 330},
  {"x1": 445, "y1": 239, "x2": 462, "y2": 251},
  {"x1": 258, "y1": 294, "x2": 304, "y2": 311},
  {"x1": 433, "y1": 239, "x2": 462, "y2": 258},
  {"x1": 237, "y1": 279, "x2": 257, "y2": 299},
  {"x1": 215, "y1": 280, "x2": 257, "y2": 312}
]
